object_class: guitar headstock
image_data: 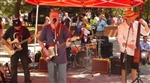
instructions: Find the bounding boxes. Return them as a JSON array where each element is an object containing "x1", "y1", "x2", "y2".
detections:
[{"x1": 29, "y1": 34, "x2": 40, "y2": 39}]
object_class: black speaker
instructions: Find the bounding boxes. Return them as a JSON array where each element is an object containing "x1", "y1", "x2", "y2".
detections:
[
  {"x1": 98, "y1": 36, "x2": 109, "y2": 44},
  {"x1": 110, "y1": 56, "x2": 121, "y2": 75},
  {"x1": 28, "y1": 6, "x2": 51, "y2": 24},
  {"x1": 100, "y1": 42, "x2": 113, "y2": 58}
]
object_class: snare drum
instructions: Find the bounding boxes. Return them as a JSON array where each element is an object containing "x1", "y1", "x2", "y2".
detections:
[
  {"x1": 71, "y1": 46, "x2": 81, "y2": 55},
  {"x1": 86, "y1": 44, "x2": 96, "y2": 49}
]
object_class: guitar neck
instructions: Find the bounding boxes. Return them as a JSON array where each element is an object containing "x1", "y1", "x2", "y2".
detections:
[
  {"x1": 18, "y1": 35, "x2": 34, "y2": 45},
  {"x1": 53, "y1": 37, "x2": 77, "y2": 49},
  {"x1": 18, "y1": 38, "x2": 29, "y2": 45}
]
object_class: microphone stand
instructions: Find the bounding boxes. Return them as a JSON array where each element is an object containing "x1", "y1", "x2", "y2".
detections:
[{"x1": 123, "y1": 25, "x2": 131, "y2": 83}]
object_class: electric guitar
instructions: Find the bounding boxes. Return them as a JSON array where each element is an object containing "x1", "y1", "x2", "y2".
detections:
[
  {"x1": 41, "y1": 37, "x2": 79, "y2": 62},
  {"x1": 4, "y1": 35, "x2": 37, "y2": 56}
]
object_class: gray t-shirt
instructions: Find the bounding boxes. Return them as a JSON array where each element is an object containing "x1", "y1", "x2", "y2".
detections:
[{"x1": 39, "y1": 24, "x2": 71, "y2": 64}]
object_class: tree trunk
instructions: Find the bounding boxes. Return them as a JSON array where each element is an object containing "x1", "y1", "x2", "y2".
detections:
[{"x1": 15, "y1": 0, "x2": 22, "y2": 18}]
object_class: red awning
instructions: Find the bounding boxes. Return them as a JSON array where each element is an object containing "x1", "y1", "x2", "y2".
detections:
[{"x1": 25, "y1": 0, "x2": 144, "y2": 8}]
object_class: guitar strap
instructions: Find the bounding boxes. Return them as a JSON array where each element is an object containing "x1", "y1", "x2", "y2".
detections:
[
  {"x1": 49, "y1": 23, "x2": 62, "y2": 46},
  {"x1": 56, "y1": 23, "x2": 62, "y2": 42},
  {"x1": 18, "y1": 26, "x2": 24, "y2": 42}
]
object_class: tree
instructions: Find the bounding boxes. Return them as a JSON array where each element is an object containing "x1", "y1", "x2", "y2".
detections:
[
  {"x1": 15, "y1": 0, "x2": 22, "y2": 18},
  {"x1": 0, "y1": 0, "x2": 34, "y2": 18},
  {"x1": 143, "y1": 0, "x2": 150, "y2": 19}
]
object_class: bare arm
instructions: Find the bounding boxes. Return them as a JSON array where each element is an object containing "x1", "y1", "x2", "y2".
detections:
[
  {"x1": 66, "y1": 38, "x2": 71, "y2": 47},
  {"x1": 38, "y1": 40, "x2": 45, "y2": 49},
  {"x1": 27, "y1": 36, "x2": 33, "y2": 43},
  {"x1": 139, "y1": 19, "x2": 149, "y2": 33}
]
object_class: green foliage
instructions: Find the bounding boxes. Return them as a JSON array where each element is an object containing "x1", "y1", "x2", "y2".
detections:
[
  {"x1": 0, "y1": 0, "x2": 35, "y2": 17},
  {"x1": 143, "y1": 0, "x2": 150, "y2": 19},
  {"x1": 4, "y1": 24, "x2": 11, "y2": 29}
]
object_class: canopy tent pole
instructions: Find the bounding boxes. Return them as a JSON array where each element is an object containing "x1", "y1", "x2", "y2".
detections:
[{"x1": 34, "y1": 4, "x2": 39, "y2": 54}]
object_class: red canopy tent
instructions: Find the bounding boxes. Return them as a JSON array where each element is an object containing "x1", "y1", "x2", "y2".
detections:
[
  {"x1": 25, "y1": 0, "x2": 143, "y2": 8},
  {"x1": 25, "y1": 0, "x2": 145, "y2": 53}
]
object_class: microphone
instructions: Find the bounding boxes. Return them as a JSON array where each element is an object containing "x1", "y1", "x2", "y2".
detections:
[
  {"x1": 53, "y1": 18, "x2": 57, "y2": 23},
  {"x1": 129, "y1": 23, "x2": 133, "y2": 29}
]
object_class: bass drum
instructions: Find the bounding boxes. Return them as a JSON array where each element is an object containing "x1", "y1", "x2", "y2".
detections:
[
  {"x1": 75, "y1": 51, "x2": 90, "y2": 67},
  {"x1": 141, "y1": 50, "x2": 148, "y2": 65}
]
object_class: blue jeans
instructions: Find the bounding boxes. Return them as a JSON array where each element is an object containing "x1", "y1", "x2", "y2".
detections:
[{"x1": 47, "y1": 62, "x2": 67, "y2": 83}]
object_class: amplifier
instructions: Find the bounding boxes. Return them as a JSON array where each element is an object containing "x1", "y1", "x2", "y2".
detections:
[
  {"x1": 92, "y1": 58, "x2": 110, "y2": 74},
  {"x1": 100, "y1": 42, "x2": 113, "y2": 58},
  {"x1": 110, "y1": 56, "x2": 121, "y2": 75},
  {"x1": 39, "y1": 57, "x2": 48, "y2": 72}
]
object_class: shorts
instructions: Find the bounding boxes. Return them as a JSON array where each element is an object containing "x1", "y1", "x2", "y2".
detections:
[
  {"x1": 95, "y1": 31, "x2": 104, "y2": 37},
  {"x1": 120, "y1": 52, "x2": 139, "y2": 70}
]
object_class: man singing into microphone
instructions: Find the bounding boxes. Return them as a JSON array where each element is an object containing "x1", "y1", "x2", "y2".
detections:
[
  {"x1": 118, "y1": 10, "x2": 149, "y2": 83},
  {"x1": 38, "y1": 10, "x2": 71, "y2": 83}
]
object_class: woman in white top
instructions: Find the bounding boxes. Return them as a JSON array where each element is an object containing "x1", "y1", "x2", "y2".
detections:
[{"x1": 80, "y1": 23, "x2": 90, "y2": 50}]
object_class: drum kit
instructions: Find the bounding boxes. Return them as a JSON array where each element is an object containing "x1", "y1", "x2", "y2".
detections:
[
  {"x1": 70, "y1": 44, "x2": 96, "y2": 68},
  {"x1": 68, "y1": 36, "x2": 101, "y2": 68}
]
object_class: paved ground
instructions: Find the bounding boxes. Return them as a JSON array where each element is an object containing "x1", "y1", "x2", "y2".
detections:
[{"x1": 1, "y1": 37, "x2": 150, "y2": 83}]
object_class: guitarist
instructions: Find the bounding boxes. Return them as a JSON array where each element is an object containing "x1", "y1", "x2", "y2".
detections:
[
  {"x1": 2, "y1": 18, "x2": 32, "y2": 83},
  {"x1": 38, "y1": 10, "x2": 71, "y2": 83},
  {"x1": 117, "y1": 10, "x2": 149, "y2": 83}
]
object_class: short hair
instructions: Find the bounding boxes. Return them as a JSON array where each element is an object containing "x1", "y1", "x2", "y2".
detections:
[
  {"x1": 143, "y1": 36, "x2": 148, "y2": 39},
  {"x1": 50, "y1": 10, "x2": 59, "y2": 15},
  {"x1": 81, "y1": 23, "x2": 86, "y2": 27}
]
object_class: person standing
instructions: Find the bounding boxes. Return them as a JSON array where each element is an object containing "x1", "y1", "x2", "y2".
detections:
[
  {"x1": 86, "y1": 9, "x2": 92, "y2": 23},
  {"x1": 38, "y1": 10, "x2": 71, "y2": 83},
  {"x1": 2, "y1": 18, "x2": 32, "y2": 83},
  {"x1": 95, "y1": 14, "x2": 108, "y2": 37},
  {"x1": 117, "y1": 15, "x2": 124, "y2": 25},
  {"x1": 117, "y1": 10, "x2": 149, "y2": 83},
  {"x1": 63, "y1": 12, "x2": 71, "y2": 31},
  {"x1": 80, "y1": 23, "x2": 90, "y2": 50}
]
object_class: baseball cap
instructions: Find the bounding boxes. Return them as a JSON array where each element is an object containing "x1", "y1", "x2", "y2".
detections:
[{"x1": 12, "y1": 18, "x2": 21, "y2": 27}]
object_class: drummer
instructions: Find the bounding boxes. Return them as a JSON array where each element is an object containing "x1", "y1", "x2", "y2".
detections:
[
  {"x1": 140, "y1": 36, "x2": 150, "y2": 64},
  {"x1": 79, "y1": 23, "x2": 91, "y2": 50}
]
